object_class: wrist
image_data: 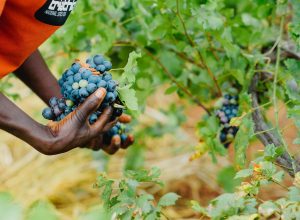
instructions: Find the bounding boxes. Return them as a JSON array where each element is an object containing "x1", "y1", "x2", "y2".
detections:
[{"x1": 30, "y1": 124, "x2": 59, "y2": 155}]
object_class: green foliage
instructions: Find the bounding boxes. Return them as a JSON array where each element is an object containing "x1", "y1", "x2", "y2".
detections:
[
  {"x1": 0, "y1": 194, "x2": 59, "y2": 220},
  {"x1": 0, "y1": 192, "x2": 22, "y2": 220},
  {"x1": 217, "y1": 166, "x2": 241, "y2": 192},
  {"x1": 197, "y1": 115, "x2": 226, "y2": 162},
  {"x1": 26, "y1": 201, "x2": 59, "y2": 220},
  {"x1": 117, "y1": 51, "x2": 141, "y2": 113},
  {"x1": 0, "y1": 75, "x2": 20, "y2": 100},
  {"x1": 96, "y1": 168, "x2": 180, "y2": 220}
]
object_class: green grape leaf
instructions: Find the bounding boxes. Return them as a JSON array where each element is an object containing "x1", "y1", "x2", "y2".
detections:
[
  {"x1": 121, "y1": 51, "x2": 142, "y2": 84},
  {"x1": 264, "y1": 144, "x2": 284, "y2": 161},
  {"x1": 235, "y1": 169, "x2": 253, "y2": 179},
  {"x1": 258, "y1": 201, "x2": 279, "y2": 218},
  {"x1": 288, "y1": 187, "x2": 300, "y2": 202},
  {"x1": 136, "y1": 194, "x2": 154, "y2": 214},
  {"x1": 233, "y1": 116, "x2": 254, "y2": 167},
  {"x1": 217, "y1": 166, "x2": 241, "y2": 192},
  {"x1": 118, "y1": 85, "x2": 139, "y2": 111},
  {"x1": 158, "y1": 193, "x2": 180, "y2": 207},
  {"x1": 284, "y1": 59, "x2": 300, "y2": 82}
]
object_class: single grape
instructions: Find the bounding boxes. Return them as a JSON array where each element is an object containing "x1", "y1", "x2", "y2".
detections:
[
  {"x1": 66, "y1": 100, "x2": 74, "y2": 107},
  {"x1": 65, "y1": 69, "x2": 74, "y2": 77},
  {"x1": 71, "y1": 63, "x2": 81, "y2": 73},
  {"x1": 89, "y1": 113, "x2": 98, "y2": 124},
  {"x1": 103, "y1": 61, "x2": 112, "y2": 70},
  {"x1": 79, "y1": 88, "x2": 89, "y2": 98},
  {"x1": 87, "y1": 83, "x2": 97, "y2": 94},
  {"x1": 82, "y1": 69, "x2": 92, "y2": 80},
  {"x1": 73, "y1": 73, "x2": 82, "y2": 82},
  {"x1": 113, "y1": 108, "x2": 123, "y2": 117},
  {"x1": 65, "y1": 85, "x2": 73, "y2": 93},
  {"x1": 42, "y1": 107, "x2": 55, "y2": 120},
  {"x1": 230, "y1": 99, "x2": 237, "y2": 105},
  {"x1": 49, "y1": 97, "x2": 59, "y2": 107},
  {"x1": 88, "y1": 75, "x2": 100, "y2": 84},
  {"x1": 79, "y1": 79, "x2": 89, "y2": 88},
  {"x1": 71, "y1": 89, "x2": 79, "y2": 100},
  {"x1": 115, "y1": 123, "x2": 121, "y2": 129},
  {"x1": 225, "y1": 109, "x2": 231, "y2": 115},
  {"x1": 66, "y1": 76, "x2": 74, "y2": 85},
  {"x1": 107, "y1": 80, "x2": 116, "y2": 92},
  {"x1": 120, "y1": 134, "x2": 127, "y2": 143},
  {"x1": 103, "y1": 73, "x2": 112, "y2": 81},
  {"x1": 72, "y1": 82, "x2": 80, "y2": 90},
  {"x1": 220, "y1": 132, "x2": 226, "y2": 142},
  {"x1": 58, "y1": 102, "x2": 66, "y2": 111},
  {"x1": 97, "y1": 80, "x2": 107, "y2": 89},
  {"x1": 220, "y1": 116, "x2": 228, "y2": 123},
  {"x1": 105, "y1": 92, "x2": 115, "y2": 103},
  {"x1": 111, "y1": 126, "x2": 119, "y2": 135},
  {"x1": 93, "y1": 55, "x2": 104, "y2": 65},
  {"x1": 96, "y1": 65, "x2": 106, "y2": 72}
]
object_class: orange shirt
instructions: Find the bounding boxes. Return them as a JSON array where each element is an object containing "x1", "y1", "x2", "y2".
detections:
[{"x1": 0, "y1": 0, "x2": 77, "y2": 78}]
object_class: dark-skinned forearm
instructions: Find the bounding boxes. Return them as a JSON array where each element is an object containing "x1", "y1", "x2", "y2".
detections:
[
  {"x1": 0, "y1": 93, "x2": 53, "y2": 153},
  {"x1": 14, "y1": 49, "x2": 61, "y2": 105}
]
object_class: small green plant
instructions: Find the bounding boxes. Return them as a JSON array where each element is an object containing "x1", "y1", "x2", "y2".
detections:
[
  {"x1": 191, "y1": 144, "x2": 300, "y2": 219},
  {"x1": 95, "y1": 167, "x2": 180, "y2": 220}
]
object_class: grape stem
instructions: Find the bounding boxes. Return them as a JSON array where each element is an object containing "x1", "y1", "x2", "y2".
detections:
[{"x1": 144, "y1": 49, "x2": 211, "y2": 115}]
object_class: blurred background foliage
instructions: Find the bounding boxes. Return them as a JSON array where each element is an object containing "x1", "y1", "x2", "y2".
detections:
[{"x1": 1, "y1": 0, "x2": 300, "y2": 219}]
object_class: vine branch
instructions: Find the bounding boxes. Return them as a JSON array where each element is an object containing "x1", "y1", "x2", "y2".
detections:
[
  {"x1": 249, "y1": 72, "x2": 300, "y2": 177},
  {"x1": 144, "y1": 49, "x2": 211, "y2": 115},
  {"x1": 174, "y1": 0, "x2": 222, "y2": 97}
]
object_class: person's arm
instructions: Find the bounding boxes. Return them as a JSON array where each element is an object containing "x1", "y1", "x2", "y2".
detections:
[
  {"x1": 0, "y1": 88, "x2": 114, "y2": 155},
  {"x1": 14, "y1": 49, "x2": 61, "y2": 104},
  {"x1": 13, "y1": 49, "x2": 134, "y2": 153}
]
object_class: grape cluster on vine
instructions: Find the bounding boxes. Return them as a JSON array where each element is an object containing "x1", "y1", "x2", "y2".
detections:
[
  {"x1": 215, "y1": 94, "x2": 239, "y2": 148},
  {"x1": 42, "y1": 54, "x2": 129, "y2": 144}
]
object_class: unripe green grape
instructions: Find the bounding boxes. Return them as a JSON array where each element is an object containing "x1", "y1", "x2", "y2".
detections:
[{"x1": 79, "y1": 79, "x2": 89, "y2": 88}]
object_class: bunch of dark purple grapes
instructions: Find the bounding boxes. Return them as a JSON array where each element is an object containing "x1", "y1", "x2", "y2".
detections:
[
  {"x1": 42, "y1": 54, "x2": 129, "y2": 143},
  {"x1": 215, "y1": 94, "x2": 239, "y2": 148}
]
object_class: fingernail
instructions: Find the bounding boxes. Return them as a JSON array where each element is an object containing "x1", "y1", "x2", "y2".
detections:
[
  {"x1": 113, "y1": 135, "x2": 121, "y2": 145},
  {"x1": 95, "y1": 88, "x2": 105, "y2": 98}
]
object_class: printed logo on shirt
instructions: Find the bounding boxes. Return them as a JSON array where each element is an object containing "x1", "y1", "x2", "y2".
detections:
[{"x1": 35, "y1": 0, "x2": 77, "y2": 26}]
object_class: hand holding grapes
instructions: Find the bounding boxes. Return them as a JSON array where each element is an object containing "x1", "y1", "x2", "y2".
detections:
[
  {"x1": 40, "y1": 54, "x2": 135, "y2": 155},
  {"x1": 85, "y1": 114, "x2": 134, "y2": 154}
]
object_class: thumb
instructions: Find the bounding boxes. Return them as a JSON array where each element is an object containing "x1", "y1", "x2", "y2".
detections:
[{"x1": 75, "y1": 88, "x2": 106, "y2": 122}]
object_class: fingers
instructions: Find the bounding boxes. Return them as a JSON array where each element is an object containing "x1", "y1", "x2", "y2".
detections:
[
  {"x1": 121, "y1": 134, "x2": 134, "y2": 149},
  {"x1": 75, "y1": 88, "x2": 106, "y2": 123},
  {"x1": 102, "y1": 135, "x2": 121, "y2": 155},
  {"x1": 103, "y1": 118, "x2": 118, "y2": 132},
  {"x1": 119, "y1": 114, "x2": 132, "y2": 124},
  {"x1": 90, "y1": 107, "x2": 113, "y2": 136}
]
